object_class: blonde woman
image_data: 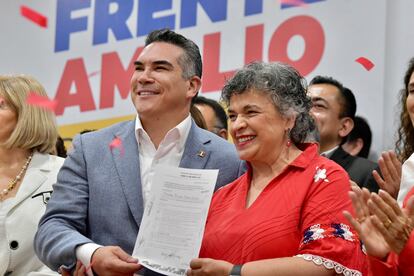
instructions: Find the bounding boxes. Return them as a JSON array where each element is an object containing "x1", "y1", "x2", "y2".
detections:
[{"x1": 0, "y1": 75, "x2": 64, "y2": 275}]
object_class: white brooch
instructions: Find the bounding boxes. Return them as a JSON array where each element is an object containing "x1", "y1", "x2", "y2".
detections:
[{"x1": 314, "y1": 167, "x2": 329, "y2": 183}]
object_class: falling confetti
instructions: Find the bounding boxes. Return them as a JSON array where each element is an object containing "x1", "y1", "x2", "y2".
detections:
[
  {"x1": 20, "y1": 5, "x2": 48, "y2": 28},
  {"x1": 109, "y1": 137, "x2": 125, "y2": 156},
  {"x1": 280, "y1": 0, "x2": 308, "y2": 8},
  {"x1": 88, "y1": 71, "x2": 100, "y2": 78},
  {"x1": 355, "y1": 57, "x2": 375, "y2": 71},
  {"x1": 26, "y1": 92, "x2": 57, "y2": 112}
]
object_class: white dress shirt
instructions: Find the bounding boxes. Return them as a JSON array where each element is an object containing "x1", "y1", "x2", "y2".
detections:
[
  {"x1": 135, "y1": 114, "x2": 191, "y2": 206},
  {"x1": 76, "y1": 115, "x2": 192, "y2": 274}
]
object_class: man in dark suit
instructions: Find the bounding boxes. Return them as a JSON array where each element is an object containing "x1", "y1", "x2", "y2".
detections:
[
  {"x1": 35, "y1": 29, "x2": 244, "y2": 275},
  {"x1": 308, "y1": 76, "x2": 379, "y2": 192}
]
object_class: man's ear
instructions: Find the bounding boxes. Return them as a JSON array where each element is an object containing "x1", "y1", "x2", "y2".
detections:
[
  {"x1": 338, "y1": 117, "x2": 354, "y2": 138},
  {"x1": 218, "y1": 129, "x2": 228, "y2": 140},
  {"x1": 187, "y1": 76, "x2": 202, "y2": 99}
]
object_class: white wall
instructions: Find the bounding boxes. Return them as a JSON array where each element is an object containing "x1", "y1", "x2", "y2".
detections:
[{"x1": 382, "y1": 0, "x2": 414, "y2": 152}]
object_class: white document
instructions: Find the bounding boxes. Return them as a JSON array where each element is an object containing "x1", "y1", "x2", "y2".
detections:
[{"x1": 132, "y1": 165, "x2": 219, "y2": 276}]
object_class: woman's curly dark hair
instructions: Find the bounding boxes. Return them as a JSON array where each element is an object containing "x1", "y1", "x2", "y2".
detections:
[
  {"x1": 396, "y1": 57, "x2": 414, "y2": 162},
  {"x1": 221, "y1": 62, "x2": 315, "y2": 145}
]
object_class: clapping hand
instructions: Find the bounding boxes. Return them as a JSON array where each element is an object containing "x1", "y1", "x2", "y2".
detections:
[
  {"x1": 343, "y1": 186, "x2": 391, "y2": 259},
  {"x1": 367, "y1": 190, "x2": 414, "y2": 255},
  {"x1": 372, "y1": 151, "x2": 402, "y2": 199}
]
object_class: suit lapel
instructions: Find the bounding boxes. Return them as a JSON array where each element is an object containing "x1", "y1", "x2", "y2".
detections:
[
  {"x1": 11, "y1": 153, "x2": 47, "y2": 210},
  {"x1": 111, "y1": 121, "x2": 210, "y2": 226},
  {"x1": 112, "y1": 121, "x2": 144, "y2": 226},
  {"x1": 330, "y1": 147, "x2": 353, "y2": 170},
  {"x1": 180, "y1": 122, "x2": 211, "y2": 169}
]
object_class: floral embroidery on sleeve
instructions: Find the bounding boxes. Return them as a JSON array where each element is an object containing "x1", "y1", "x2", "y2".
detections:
[{"x1": 301, "y1": 223, "x2": 356, "y2": 245}]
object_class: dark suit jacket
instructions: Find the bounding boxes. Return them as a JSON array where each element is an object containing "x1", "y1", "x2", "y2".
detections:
[{"x1": 330, "y1": 147, "x2": 379, "y2": 192}]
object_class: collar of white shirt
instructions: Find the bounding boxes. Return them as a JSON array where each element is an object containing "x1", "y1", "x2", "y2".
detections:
[
  {"x1": 321, "y1": 145, "x2": 339, "y2": 158},
  {"x1": 134, "y1": 114, "x2": 192, "y2": 154}
]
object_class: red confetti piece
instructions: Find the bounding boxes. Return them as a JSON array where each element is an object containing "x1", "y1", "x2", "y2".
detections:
[
  {"x1": 88, "y1": 71, "x2": 100, "y2": 78},
  {"x1": 355, "y1": 57, "x2": 375, "y2": 71},
  {"x1": 26, "y1": 92, "x2": 57, "y2": 112},
  {"x1": 110, "y1": 137, "x2": 125, "y2": 156},
  {"x1": 280, "y1": 0, "x2": 308, "y2": 7},
  {"x1": 20, "y1": 5, "x2": 48, "y2": 28}
]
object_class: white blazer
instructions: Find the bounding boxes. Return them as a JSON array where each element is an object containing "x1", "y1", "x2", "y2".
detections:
[
  {"x1": 0, "y1": 152, "x2": 64, "y2": 276},
  {"x1": 398, "y1": 152, "x2": 414, "y2": 206}
]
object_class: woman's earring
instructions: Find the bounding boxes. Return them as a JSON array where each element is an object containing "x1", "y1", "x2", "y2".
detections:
[
  {"x1": 285, "y1": 128, "x2": 291, "y2": 160},
  {"x1": 286, "y1": 128, "x2": 291, "y2": 147}
]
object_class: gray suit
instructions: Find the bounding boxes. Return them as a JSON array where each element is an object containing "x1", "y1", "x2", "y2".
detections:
[{"x1": 34, "y1": 120, "x2": 244, "y2": 272}]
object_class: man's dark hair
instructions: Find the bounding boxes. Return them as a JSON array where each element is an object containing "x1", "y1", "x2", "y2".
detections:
[
  {"x1": 346, "y1": 116, "x2": 372, "y2": 158},
  {"x1": 310, "y1": 76, "x2": 356, "y2": 119},
  {"x1": 55, "y1": 136, "x2": 67, "y2": 158},
  {"x1": 145, "y1": 29, "x2": 202, "y2": 79},
  {"x1": 193, "y1": 96, "x2": 228, "y2": 130}
]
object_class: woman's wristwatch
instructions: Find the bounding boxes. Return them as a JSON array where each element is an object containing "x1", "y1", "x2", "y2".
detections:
[{"x1": 229, "y1": 265, "x2": 243, "y2": 276}]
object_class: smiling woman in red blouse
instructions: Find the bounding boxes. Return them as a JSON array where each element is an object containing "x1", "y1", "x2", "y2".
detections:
[{"x1": 187, "y1": 62, "x2": 368, "y2": 276}]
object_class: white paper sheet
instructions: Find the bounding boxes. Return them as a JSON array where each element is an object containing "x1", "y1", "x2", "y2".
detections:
[{"x1": 132, "y1": 165, "x2": 219, "y2": 276}]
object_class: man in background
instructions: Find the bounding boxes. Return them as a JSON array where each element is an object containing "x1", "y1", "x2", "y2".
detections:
[
  {"x1": 308, "y1": 76, "x2": 379, "y2": 192},
  {"x1": 194, "y1": 96, "x2": 228, "y2": 139},
  {"x1": 342, "y1": 116, "x2": 373, "y2": 158}
]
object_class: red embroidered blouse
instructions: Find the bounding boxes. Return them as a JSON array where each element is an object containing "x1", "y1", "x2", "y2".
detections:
[{"x1": 199, "y1": 144, "x2": 368, "y2": 275}]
